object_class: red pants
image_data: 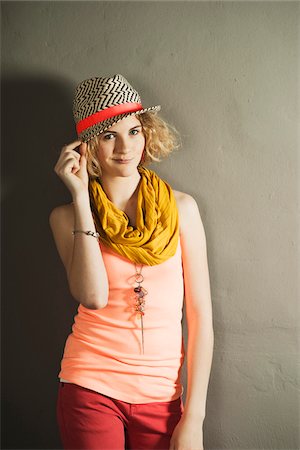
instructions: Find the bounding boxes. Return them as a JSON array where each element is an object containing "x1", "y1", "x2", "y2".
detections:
[{"x1": 56, "y1": 382, "x2": 184, "y2": 450}]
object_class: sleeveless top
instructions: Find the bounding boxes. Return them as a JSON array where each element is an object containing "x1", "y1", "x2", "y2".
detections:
[{"x1": 58, "y1": 238, "x2": 185, "y2": 404}]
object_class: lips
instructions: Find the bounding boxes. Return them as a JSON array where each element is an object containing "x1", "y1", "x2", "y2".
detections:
[{"x1": 113, "y1": 158, "x2": 133, "y2": 163}]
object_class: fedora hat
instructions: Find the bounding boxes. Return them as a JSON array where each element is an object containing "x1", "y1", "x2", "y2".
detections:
[{"x1": 73, "y1": 74, "x2": 161, "y2": 143}]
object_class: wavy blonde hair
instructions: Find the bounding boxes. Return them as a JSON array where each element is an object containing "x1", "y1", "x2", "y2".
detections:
[{"x1": 86, "y1": 111, "x2": 182, "y2": 179}]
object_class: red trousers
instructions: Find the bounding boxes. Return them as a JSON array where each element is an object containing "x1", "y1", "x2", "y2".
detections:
[{"x1": 56, "y1": 382, "x2": 184, "y2": 450}]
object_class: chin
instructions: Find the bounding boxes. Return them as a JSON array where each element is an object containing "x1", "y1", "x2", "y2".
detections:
[{"x1": 113, "y1": 164, "x2": 139, "y2": 176}]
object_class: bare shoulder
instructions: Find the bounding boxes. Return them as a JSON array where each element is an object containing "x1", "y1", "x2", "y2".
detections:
[
  {"x1": 173, "y1": 189, "x2": 201, "y2": 229},
  {"x1": 49, "y1": 202, "x2": 74, "y2": 225},
  {"x1": 173, "y1": 189, "x2": 198, "y2": 209}
]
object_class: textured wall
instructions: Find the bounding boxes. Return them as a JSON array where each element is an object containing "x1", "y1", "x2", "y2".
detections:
[{"x1": 2, "y1": 1, "x2": 299, "y2": 449}]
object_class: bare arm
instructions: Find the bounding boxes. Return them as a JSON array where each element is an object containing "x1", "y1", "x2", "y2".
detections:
[
  {"x1": 170, "y1": 191, "x2": 213, "y2": 449},
  {"x1": 49, "y1": 192, "x2": 109, "y2": 309},
  {"x1": 49, "y1": 138, "x2": 109, "y2": 309},
  {"x1": 175, "y1": 191, "x2": 214, "y2": 421}
]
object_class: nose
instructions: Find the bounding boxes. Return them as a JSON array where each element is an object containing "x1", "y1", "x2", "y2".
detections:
[{"x1": 114, "y1": 135, "x2": 132, "y2": 155}]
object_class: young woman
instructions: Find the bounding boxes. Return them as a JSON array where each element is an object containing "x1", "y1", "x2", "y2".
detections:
[{"x1": 49, "y1": 74, "x2": 214, "y2": 450}]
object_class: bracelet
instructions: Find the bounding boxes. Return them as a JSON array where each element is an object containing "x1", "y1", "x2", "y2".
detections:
[{"x1": 72, "y1": 230, "x2": 100, "y2": 240}]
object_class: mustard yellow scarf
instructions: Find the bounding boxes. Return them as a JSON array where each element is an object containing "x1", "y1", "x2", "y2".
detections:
[{"x1": 88, "y1": 166, "x2": 179, "y2": 266}]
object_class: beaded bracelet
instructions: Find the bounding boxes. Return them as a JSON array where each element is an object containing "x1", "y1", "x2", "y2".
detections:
[{"x1": 72, "y1": 230, "x2": 100, "y2": 240}]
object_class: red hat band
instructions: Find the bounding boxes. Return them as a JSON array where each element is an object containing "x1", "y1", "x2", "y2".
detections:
[{"x1": 76, "y1": 102, "x2": 144, "y2": 135}]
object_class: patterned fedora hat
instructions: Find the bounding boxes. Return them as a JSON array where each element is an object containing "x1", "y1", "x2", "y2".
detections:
[{"x1": 73, "y1": 74, "x2": 161, "y2": 143}]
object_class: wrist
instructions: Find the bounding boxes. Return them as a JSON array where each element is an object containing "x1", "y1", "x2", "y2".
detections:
[
  {"x1": 181, "y1": 410, "x2": 205, "y2": 424},
  {"x1": 72, "y1": 190, "x2": 90, "y2": 204}
]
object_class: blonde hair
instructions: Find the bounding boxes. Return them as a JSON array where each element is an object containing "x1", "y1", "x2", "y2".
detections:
[{"x1": 86, "y1": 111, "x2": 181, "y2": 179}]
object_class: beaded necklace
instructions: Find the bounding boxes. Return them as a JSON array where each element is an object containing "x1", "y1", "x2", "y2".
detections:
[{"x1": 133, "y1": 263, "x2": 148, "y2": 354}]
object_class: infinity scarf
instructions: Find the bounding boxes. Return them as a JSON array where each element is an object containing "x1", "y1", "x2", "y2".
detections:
[{"x1": 88, "y1": 166, "x2": 179, "y2": 266}]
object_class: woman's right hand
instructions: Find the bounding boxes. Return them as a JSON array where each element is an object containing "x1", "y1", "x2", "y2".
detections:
[{"x1": 54, "y1": 140, "x2": 90, "y2": 199}]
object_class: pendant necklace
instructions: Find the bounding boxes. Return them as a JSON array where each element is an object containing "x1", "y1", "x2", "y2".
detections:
[{"x1": 133, "y1": 263, "x2": 148, "y2": 354}]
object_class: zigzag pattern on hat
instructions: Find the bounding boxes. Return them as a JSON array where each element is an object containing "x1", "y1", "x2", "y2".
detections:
[
  {"x1": 73, "y1": 74, "x2": 141, "y2": 123},
  {"x1": 72, "y1": 73, "x2": 161, "y2": 142}
]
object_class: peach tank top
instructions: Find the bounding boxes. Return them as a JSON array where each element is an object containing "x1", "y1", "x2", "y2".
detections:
[{"x1": 58, "y1": 238, "x2": 185, "y2": 404}]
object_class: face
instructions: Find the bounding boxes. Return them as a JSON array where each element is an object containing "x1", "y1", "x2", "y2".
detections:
[{"x1": 95, "y1": 115, "x2": 145, "y2": 177}]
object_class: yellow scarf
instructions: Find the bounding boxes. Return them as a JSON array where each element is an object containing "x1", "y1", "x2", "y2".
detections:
[{"x1": 88, "y1": 166, "x2": 179, "y2": 266}]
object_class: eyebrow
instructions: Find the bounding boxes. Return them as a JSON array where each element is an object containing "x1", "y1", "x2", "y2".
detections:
[{"x1": 103, "y1": 125, "x2": 142, "y2": 134}]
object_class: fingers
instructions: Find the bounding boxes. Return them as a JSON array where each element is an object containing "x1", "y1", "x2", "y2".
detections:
[
  {"x1": 59, "y1": 140, "x2": 80, "y2": 157},
  {"x1": 54, "y1": 140, "x2": 82, "y2": 174},
  {"x1": 54, "y1": 139, "x2": 90, "y2": 177},
  {"x1": 60, "y1": 141, "x2": 82, "y2": 160},
  {"x1": 61, "y1": 140, "x2": 82, "y2": 153},
  {"x1": 54, "y1": 154, "x2": 78, "y2": 176},
  {"x1": 79, "y1": 142, "x2": 87, "y2": 157}
]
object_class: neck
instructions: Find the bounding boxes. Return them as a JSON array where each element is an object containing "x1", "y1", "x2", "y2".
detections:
[{"x1": 100, "y1": 168, "x2": 142, "y2": 210}]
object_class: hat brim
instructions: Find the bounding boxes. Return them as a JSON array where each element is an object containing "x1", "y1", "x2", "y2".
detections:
[{"x1": 79, "y1": 105, "x2": 161, "y2": 143}]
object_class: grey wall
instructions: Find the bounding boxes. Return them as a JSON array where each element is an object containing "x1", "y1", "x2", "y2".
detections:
[{"x1": 2, "y1": 1, "x2": 299, "y2": 449}]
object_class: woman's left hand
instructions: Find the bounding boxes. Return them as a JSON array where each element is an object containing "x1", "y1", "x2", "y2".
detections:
[{"x1": 169, "y1": 416, "x2": 204, "y2": 450}]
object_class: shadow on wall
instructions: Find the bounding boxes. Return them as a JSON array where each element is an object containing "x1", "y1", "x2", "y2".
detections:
[{"x1": 2, "y1": 74, "x2": 78, "y2": 449}]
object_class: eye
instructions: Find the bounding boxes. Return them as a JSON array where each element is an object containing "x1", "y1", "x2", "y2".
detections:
[
  {"x1": 103, "y1": 129, "x2": 140, "y2": 140},
  {"x1": 103, "y1": 133, "x2": 115, "y2": 140},
  {"x1": 130, "y1": 129, "x2": 140, "y2": 135}
]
